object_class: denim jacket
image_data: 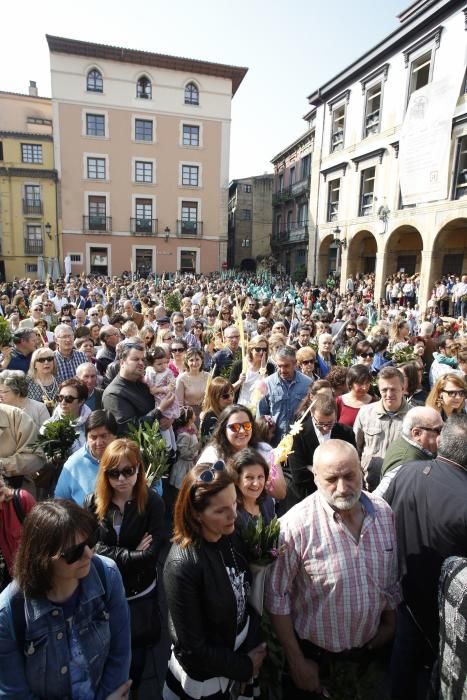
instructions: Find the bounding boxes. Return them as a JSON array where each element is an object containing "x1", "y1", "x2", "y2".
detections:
[
  {"x1": 0, "y1": 555, "x2": 130, "y2": 700},
  {"x1": 258, "y1": 370, "x2": 312, "y2": 444}
]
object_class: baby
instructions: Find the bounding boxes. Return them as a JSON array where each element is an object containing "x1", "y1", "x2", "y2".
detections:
[{"x1": 145, "y1": 346, "x2": 180, "y2": 454}]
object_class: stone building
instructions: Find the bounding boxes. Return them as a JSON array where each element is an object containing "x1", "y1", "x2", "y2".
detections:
[{"x1": 227, "y1": 174, "x2": 273, "y2": 270}]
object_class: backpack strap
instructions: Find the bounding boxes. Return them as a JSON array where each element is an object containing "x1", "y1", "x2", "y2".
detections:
[{"x1": 12, "y1": 490, "x2": 25, "y2": 524}]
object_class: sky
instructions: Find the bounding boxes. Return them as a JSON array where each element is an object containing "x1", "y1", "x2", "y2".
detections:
[{"x1": 1, "y1": 0, "x2": 404, "y2": 179}]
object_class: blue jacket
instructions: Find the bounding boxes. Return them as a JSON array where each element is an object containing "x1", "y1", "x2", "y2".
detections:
[
  {"x1": 258, "y1": 370, "x2": 312, "y2": 445},
  {"x1": 0, "y1": 555, "x2": 130, "y2": 700},
  {"x1": 55, "y1": 443, "x2": 99, "y2": 506}
]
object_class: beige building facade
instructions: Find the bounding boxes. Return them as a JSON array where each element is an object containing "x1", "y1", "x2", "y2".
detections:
[
  {"x1": 304, "y1": 0, "x2": 467, "y2": 309},
  {"x1": 47, "y1": 35, "x2": 247, "y2": 277}
]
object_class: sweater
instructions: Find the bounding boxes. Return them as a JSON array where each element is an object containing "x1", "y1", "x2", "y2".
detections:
[
  {"x1": 54, "y1": 443, "x2": 99, "y2": 506},
  {"x1": 381, "y1": 435, "x2": 432, "y2": 478}
]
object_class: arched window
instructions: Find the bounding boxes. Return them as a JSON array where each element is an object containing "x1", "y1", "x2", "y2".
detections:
[
  {"x1": 184, "y1": 82, "x2": 199, "y2": 105},
  {"x1": 137, "y1": 76, "x2": 152, "y2": 99},
  {"x1": 87, "y1": 69, "x2": 103, "y2": 93}
]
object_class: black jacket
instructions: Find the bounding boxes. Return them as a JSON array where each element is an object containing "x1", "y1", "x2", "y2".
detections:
[
  {"x1": 164, "y1": 533, "x2": 257, "y2": 682},
  {"x1": 102, "y1": 375, "x2": 162, "y2": 434},
  {"x1": 282, "y1": 417, "x2": 356, "y2": 512},
  {"x1": 85, "y1": 489, "x2": 166, "y2": 597}
]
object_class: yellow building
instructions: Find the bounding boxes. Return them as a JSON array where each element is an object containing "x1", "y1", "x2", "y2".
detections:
[{"x1": 0, "y1": 84, "x2": 60, "y2": 281}]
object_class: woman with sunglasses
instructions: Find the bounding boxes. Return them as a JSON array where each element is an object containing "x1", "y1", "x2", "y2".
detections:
[
  {"x1": 85, "y1": 439, "x2": 165, "y2": 694},
  {"x1": 296, "y1": 346, "x2": 319, "y2": 381},
  {"x1": 47, "y1": 378, "x2": 91, "y2": 453},
  {"x1": 353, "y1": 340, "x2": 375, "y2": 369},
  {"x1": 426, "y1": 373, "x2": 467, "y2": 420},
  {"x1": 26, "y1": 347, "x2": 60, "y2": 407},
  {"x1": 230, "y1": 336, "x2": 275, "y2": 404},
  {"x1": 200, "y1": 377, "x2": 235, "y2": 443},
  {"x1": 0, "y1": 499, "x2": 132, "y2": 700},
  {"x1": 169, "y1": 339, "x2": 188, "y2": 379},
  {"x1": 163, "y1": 463, "x2": 266, "y2": 700},
  {"x1": 197, "y1": 405, "x2": 286, "y2": 501}
]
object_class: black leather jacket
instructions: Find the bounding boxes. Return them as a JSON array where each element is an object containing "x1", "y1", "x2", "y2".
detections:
[
  {"x1": 85, "y1": 489, "x2": 166, "y2": 597},
  {"x1": 164, "y1": 533, "x2": 258, "y2": 682}
]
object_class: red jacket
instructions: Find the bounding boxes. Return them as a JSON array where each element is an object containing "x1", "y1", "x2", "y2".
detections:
[{"x1": 0, "y1": 490, "x2": 35, "y2": 573}]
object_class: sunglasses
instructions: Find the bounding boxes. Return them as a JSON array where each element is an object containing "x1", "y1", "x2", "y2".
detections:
[
  {"x1": 198, "y1": 459, "x2": 225, "y2": 483},
  {"x1": 221, "y1": 392, "x2": 233, "y2": 399},
  {"x1": 418, "y1": 425, "x2": 443, "y2": 435},
  {"x1": 60, "y1": 530, "x2": 99, "y2": 565},
  {"x1": 61, "y1": 319, "x2": 72, "y2": 323},
  {"x1": 227, "y1": 421, "x2": 252, "y2": 433},
  {"x1": 301, "y1": 359, "x2": 315, "y2": 365},
  {"x1": 347, "y1": 328, "x2": 356, "y2": 332},
  {"x1": 171, "y1": 347, "x2": 185, "y2": 353},
  {"x1": 36, "y1": 356, "x2": 54, "y2": 363},
  {"x1": 441, "y1": 389, "x2": 466, "y2": 398},
  {"x1": 359, "y1": 352, "x2": 374, "y2": 358},
  {"x1": 253, "y1": 347, "x2": 267, "y2": 353},
  {"x1": 57, "y1": 394, "x2": 79, "y2": 403},
  {"x1": 106, "y1": 465, "x2": 138, "y2": 480}
]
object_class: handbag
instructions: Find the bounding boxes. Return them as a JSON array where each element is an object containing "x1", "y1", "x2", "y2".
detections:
[{"x1": 128, "y1": 586, "x2": 161, "y2": 648}]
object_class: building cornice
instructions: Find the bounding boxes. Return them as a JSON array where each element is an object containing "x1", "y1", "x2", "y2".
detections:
[
  {"x1": 0, "y1": 90, "x2": 51, "y2": 101},
  {"x1": 271, "y1": 128, "x2": 314, "y2": 164},
  {"x1": 0, "y1": 131, "x2": 53, "y2": 141},
  {"x1": 46, "y1": 35, "x2": 248, "y2": 96},
  {"x1": 351, "y1": 148, "x2": 386, "y2": 170},
  {"x1": 360, "y1": 63, "x2": 390, "y2": 93},
  {"x1": 306, "y1": 0, "x2": 464, "y2": 106},
  {"x1": 320, "y1": 161, "x2": 348, "y2": 181},
  {"x1": 402, "y1": 25, "x2": 443, "y2": 64},
  {"x1": 0, "y1": 167, "x2": 58, "y2": 180}
]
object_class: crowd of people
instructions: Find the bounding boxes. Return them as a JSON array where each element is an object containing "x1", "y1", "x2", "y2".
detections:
[{"x1": 0, "y1": 268, "x2": 465, "y2": 700}]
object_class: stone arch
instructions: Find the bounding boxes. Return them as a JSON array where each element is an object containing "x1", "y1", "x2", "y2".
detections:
[
  {"x1": 240, "y1": 257, "x2": 256, "y2": 272},
  {"x1": 428, "y1": 218, "x2": 467, "y2": 293},
  {"x1": 317, "y1": 234, "x2": 337, "y2": 283},
  {"x1": 382, "y1": 225, "x2": 423, "y2": 282},
  {"x1": 346, "y1": 230, "x2": 378, "y2": 278}
]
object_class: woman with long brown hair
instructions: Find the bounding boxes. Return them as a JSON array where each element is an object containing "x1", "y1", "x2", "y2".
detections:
[
  {"x1": 175, "y1": 347, "x2": 209, "y2": 423},
  {"x1": 200, "y1": 376, "x2": 234, "y2": 443},
  {"x1": 426, "y1": 373, "x2": 467, "y2": 420},
  {"x1": 85, "y1": 438, "x2": 166, "y2": 694},
  {"x1": 163, "y1": 463, "x2": 266, "y2": 699}
]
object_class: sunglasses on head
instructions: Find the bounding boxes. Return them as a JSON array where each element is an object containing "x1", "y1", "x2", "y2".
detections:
[
  {"x1": 227, "y1": 421, "x2": 252, "y2": 433},
  {"x1": 60, "y1": 530, "x2": 99, "y2": 565},
  {"x1": 57, "y1": 394, "x2": 78, "y2": 404},
  {"x1": 106, "y1": 465, "x2": 138, "y2": 480},
  {"x1": 198, "y1": 460, "x2": 225, "y2": 483},
  {"x1": 36, "y1": 356, "x2": 54, "y2": 363}
]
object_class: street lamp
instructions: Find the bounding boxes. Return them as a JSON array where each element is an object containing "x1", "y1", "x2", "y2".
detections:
[
  {"x1": 164, "y1": 226, "x2": 170, "y2": 242},
  {"x1": 333, "y1": 225, "x2": 347, "y2": 249},
  {"x1": 45, "y1": 222, "x2": 52, "y2": 240}
]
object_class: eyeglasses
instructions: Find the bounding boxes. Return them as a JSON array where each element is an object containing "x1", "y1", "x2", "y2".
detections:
[
  {"x1": 359, "y1": 352, "x2": 374, "y2": 358},
  {"x1": 346, "y1": 328, "x2": 356, "y2": 332},
  {"x1": 301, "y1": 359, "x2": 315, "y2": 365},
  {"x1": 57, "y1": 394, "x2": 79, "y2": 404},
  {"x1": 89, "y1": 312, "x2": 98, "y2": 316},
  {"x1": 171, "y1": 347, "x2": 185, "y2": 353},
  {"x1": 221, "y1": 391, "x2": 234, "y2": 399},
  {"x1": 36, "y1": 356, "x2": 54, "y2": 363},
  {"x1": 198, "y1": 460, "x2": 225, "y2": 483},
  {"x1": 106, "y1": 466, "x2": 138, "y2": 480},
  {"x1": 417, "y1": 426, "x2": 443, "y2": 435},
  {"x1": 174, "y1": 321, "x2": 184, "y2": 325},
  {"x1": 227, "y1": 421, "x2": 252, "y2": 433},
  {"x1": 441, "y1": 389, "x2": 466, "y2": 398},
  {"x1": 313, "y1": 420, "x2": 336, "y2": 430},
  {"x1": 253, "y1": 347, "x2": 267, "y2": 353},
  {"x1": 60, "y1": 530, "x2": 99, "y2": 565}
]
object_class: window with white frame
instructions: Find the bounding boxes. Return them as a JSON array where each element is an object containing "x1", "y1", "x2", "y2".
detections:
[
  {"x1": 135, "y1": 161, "x2": 153, "y2": 183},
  {"x1": 135, "y1": 198, "x2": 153, "y2": 231},
  {"x1": 243, "y1": 184, "x2": 252, "y2": 193},
  {"x1": 137, "y1": 76, "x2": 152, "y2": 99},
  {"x1": 364, "y1": 83, "x2": 382, "y2": 136},
  {"x1": 408, "y1": 51, "x2": 432, "y2": 101},
  {"x1": 25, "y1": 264, "x2": 38, "y2": 273},
  {"x1": 327, "y1": 178, "x2": 340, "y2": 221},
  {"x1": 88, "y1": 196, "x2": 107, "y2": 229},
  {"x1": 135, "y1": 119, "x2": 153, "y2": 142},
  {"x1": 181, "y1": 201, "x2": 199, "y2": 234},
  {"x1": 70, "y1": 254, "x2": 82, "y2": 263},
  {"x1": 183, "y1": 125, "x2": 200, "y2": 146},
  {"x1": 184, "y1": 82, "x2": 199, "y2": 105},
  {"x1": 359, "y1": 167, "x2": 375, "y2": 216},
  {"x1": 454, "y1": 135, "x2": 467, "y2": 200},
  {"x1": 87, "y1": 69, "x2": 103, "y2": 92},
  {"x1": 331, "y1": 105, "x2": 345, "y2": 152},
  {"x1": 26, "y1": 224, "x2": 42, "y2": 242},
  {"x1": 86, "y1": 114, "x2": 105, "y2": 137},
  {"x1": 182, "y1": 164, "x2": 199, "y2": 187},
  {"x1": 87, "y1": 157, "x2": 106, "y2": 180},
  {"x1": 21, "y1": 143, "x2": 42, "y2": 163},
  {"x1": 24, "y1": 184, "x2": 41, "y2": 205}
]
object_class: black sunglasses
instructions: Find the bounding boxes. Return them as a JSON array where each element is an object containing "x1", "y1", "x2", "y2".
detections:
[
  {"x1": 36, "y1": 356, "x2": 54, "y2": 363},
  {"x1": 106, "y1": 466, "x2": 138, "y2": 480},
  {"x1": 60, "y1": 530, "x2": 99, "y2": 565},
  {"x1": 57, "y1": 394, "x2": 78, "y2": 404},
  {"x1": 359, "y1": 352, "x2": 374, "y2": 358},
  {"x1": 198, "y1": 460, "x2": 225, "y2": 483}
]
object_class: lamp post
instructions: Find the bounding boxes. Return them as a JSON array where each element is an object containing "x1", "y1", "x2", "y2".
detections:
[
  {"x1": 164, "y1": 226, "x2": 170, "y2": 243},
  {"x1": 45, "y1": 222, "x2": 52, "y2": 240},
  {"x1": 332, "y1": 226, "x2": 347, "y2": 277}
]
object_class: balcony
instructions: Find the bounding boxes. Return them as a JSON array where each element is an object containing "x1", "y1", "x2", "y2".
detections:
[
  {"x1": 290, "y1": 177, "x2": 310, "y2": 198},
  {"x1": 271, "y1": 222, "x2": 309, "y2": 246},
  {"x1": 130, "y1": 218, "x2": 158, "y2": 235},
  {"x1": 272, "y1": 188, "x2": 292, "y2": 205},
  {"x1": 24, "y1": 238, "x2": 44, "y2": 255},
  {"x1": 83, "y1": 215, "x2": 112, "y2": 233},
  {"x1": 176, "y1": 220, "x2": 203, "y2": 237},
  {"x1": 23, "y1": 199, "x2": 43, "y2": 215}
]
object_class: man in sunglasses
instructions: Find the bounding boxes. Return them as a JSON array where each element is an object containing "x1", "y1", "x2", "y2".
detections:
[
  {"x1": 385, "y1": 415, "x2": 467, "y2": 699},
  {"x1": 375, "y1": 406, "x2": 444, "y2": 496}
]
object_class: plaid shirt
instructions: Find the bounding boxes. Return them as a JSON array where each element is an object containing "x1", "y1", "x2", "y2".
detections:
[
  {"x1": 54, "y1": 349, "x2": 87, "y2": 383},
  {"x1": 266, "y1": 490, "x2": 400, "y2": 652}
]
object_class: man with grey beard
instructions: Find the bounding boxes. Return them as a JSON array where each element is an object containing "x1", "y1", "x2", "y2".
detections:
[{"x1": 266, "y1": 440, "x2": 400, "y2": 699}]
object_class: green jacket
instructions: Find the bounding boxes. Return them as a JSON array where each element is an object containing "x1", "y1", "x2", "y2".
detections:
[{"x1": 381, "y1": 435, "x2": 431, "y2": 477}]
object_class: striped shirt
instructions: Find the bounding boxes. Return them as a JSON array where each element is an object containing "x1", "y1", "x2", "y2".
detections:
[
  {"x1": 54, "y1": 350, "x2": 87, "y2": 384},
  {"x1": 265, "y1": 490, "x2": 400, "y2": 652}
]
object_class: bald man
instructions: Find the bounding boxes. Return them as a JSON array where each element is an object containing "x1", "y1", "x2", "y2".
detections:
[{"x1": 266, "y1": 440, "x2": 400, "y2": 699}]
